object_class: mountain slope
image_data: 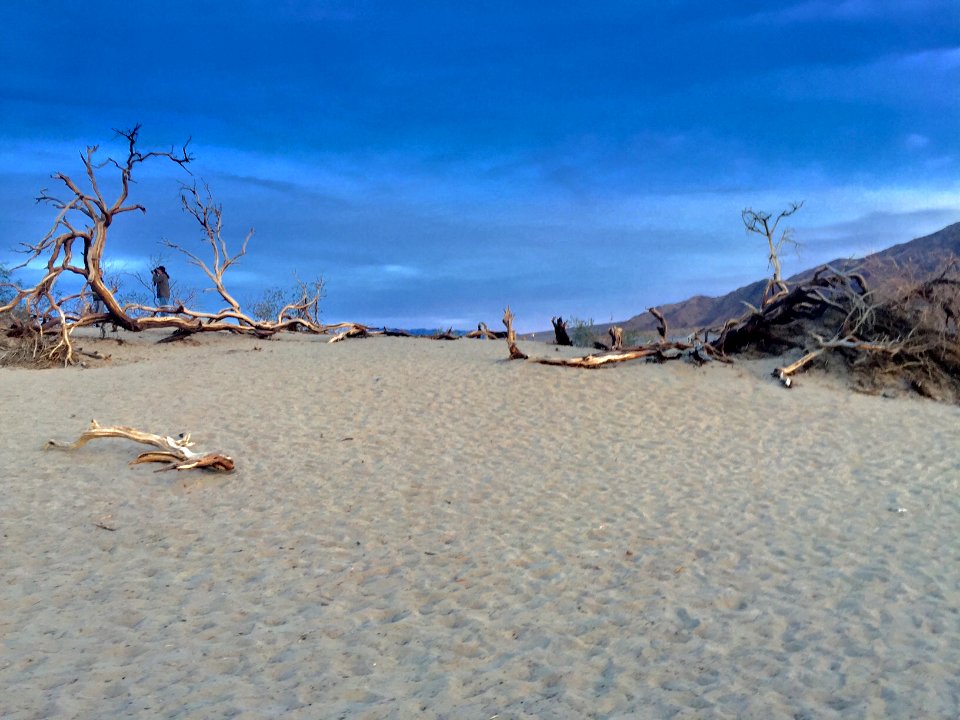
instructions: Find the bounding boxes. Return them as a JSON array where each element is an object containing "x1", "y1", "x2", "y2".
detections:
[{"x1": 619, "y1": 221, "x2": 960, "y2": 333}]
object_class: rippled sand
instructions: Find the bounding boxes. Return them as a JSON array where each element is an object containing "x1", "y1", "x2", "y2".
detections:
[{"x1": 2, "y1": 331, "x2": 959, "y2": 718}]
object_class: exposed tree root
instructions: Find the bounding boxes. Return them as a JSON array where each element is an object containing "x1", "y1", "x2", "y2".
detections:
[{"x1": 720, "y1": 262, "x2": 960, "y2": 400}]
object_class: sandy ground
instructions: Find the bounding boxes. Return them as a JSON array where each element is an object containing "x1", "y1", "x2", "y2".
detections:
[{"x1": 1, "y1": 330, "x2": 959, "y2": 719}]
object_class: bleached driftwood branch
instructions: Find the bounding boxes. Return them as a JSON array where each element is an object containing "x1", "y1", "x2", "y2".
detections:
[
  {"x1": 502, "y1": 306, "x2": 527, "y2": 360},
  {"x1": 501, "y1": 306, "x2": 727, "y2": 368},
  {"x1": 47, "y1": 420, "x2": 234, "y2": 471}
]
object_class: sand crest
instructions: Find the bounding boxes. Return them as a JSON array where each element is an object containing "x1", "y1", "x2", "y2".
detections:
[{"x1": 2, "y1": 331, "x2": 959, "y2": 718}]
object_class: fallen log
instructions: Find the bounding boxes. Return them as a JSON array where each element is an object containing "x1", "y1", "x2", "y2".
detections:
[
  {"x1": 503, "y1": 307, "x2": 727, "y2": 368},
  {"x1": 528, "y1": 342, "x2": 728, "y2": 368},
  {"x1": 530, "y1": 346, "x2": 666, "y2": 367},
  {"x1": 327, "y1": 324, "x2": 374, "y2": 343},
  {"x1": 47, "y1": 420, "x2": 234, "y2": 472}
]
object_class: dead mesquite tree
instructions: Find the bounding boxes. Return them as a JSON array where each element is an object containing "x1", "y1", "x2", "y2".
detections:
[
  {"x1": 170, "y1": 182, "x2": 250, "y2": 316},
  {"x1": 1, "y1": 126, "x2": 359, "y2": 364},
  {"x1": 0, "y1": 125, "x2": 193, "y2": 362},
  {"x1": 742, "y1": 201, "x2": 804, "y2": 307},
  {"x1": 707, "y1": 259, "x2": 960, "y2": 400}
]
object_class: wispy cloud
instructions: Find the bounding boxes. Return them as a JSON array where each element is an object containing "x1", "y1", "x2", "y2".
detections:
[
  {"x1": 800, "y1": 207, "x2": 960, "y2": 259},
  {"x1": 746, "y1": 0, "x2": 957, "y2": 25}
]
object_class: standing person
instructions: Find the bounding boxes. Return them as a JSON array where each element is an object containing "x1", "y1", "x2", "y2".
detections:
[{"x1": 152, "y1": 266, "x2": 170, "y2": 307}]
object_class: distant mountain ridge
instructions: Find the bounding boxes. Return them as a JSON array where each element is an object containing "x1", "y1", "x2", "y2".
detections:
[{"x1": 616, "y1": 221, "x2": 960, "y2": 334}]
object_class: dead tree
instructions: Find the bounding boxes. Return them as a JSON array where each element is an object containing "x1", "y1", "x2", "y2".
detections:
[
  {"x1": 649, "y1": 308, "x2": 668, "y2": 343},
  {"x1": 170, "y1": 182, "x2": 250, "y2": 316},
  {"x1": 502, "y1": 307, "x2": 527, "y2": 360},
  {"x1": 742, "y1": 201, "x2": 803, "y2": 307},
  {"x1": 0, "y1": 125, "x2": 192, "y2": 362},
  {"x1": 608, "y1": 326, "x2": 623, "y2": 350},
  {"x1": 0, "y1": 126, "x2": 358, "y2": 365},
  {"x1": 711, "y1": 261, "x2": 960, "y2": 400},
  {"x1": 551, "y1": 316, "x2": 572, "y2": 345},
  {"x1": 711, "y1": 265, "x2": 868, "y2": 356}
]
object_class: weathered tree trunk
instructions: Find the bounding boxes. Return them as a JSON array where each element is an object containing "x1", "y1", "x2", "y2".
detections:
[
  {"x1": 609, "y1": 326, "x2": 623, "y2": 350},
  {"x1": 649, "y1": 308, "x2": 668, "y2": 343},
  {"x1": 502, "y1": 307, "x2": 527, "y2": 360},
  {"x1": 551, "y1": 316, "x2": 572, "y2": 346}
]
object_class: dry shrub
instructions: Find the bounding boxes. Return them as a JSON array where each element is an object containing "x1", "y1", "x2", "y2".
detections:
[
  {"x1": 842, "y1": 263, "x2": 960, "y2": 401},
  {"x1": 0, "y1": 321, "x2": 56, "y2": 368},
  {"x1": 713, "y1": 259, "x2": 960, "y2": 402}
]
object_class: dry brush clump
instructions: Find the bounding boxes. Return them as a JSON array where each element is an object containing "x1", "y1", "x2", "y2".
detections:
[
  {"x1": 837, "y1": 263, "x2": 960, "y2": 401},
  {"x1": 707, "y1": 261, "x2": 960, "y2": 401}
]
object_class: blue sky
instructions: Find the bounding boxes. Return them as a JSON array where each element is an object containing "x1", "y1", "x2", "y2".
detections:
[{"x1": 2, "y1": 1, "x2": 958, "y2": 331}]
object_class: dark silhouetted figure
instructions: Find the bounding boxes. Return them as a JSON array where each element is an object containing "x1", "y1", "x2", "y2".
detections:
[{"x1": 152, "y1": 266, "x2": 170, "y2": 307}]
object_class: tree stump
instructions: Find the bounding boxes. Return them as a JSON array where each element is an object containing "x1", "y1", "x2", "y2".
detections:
[
  {"x1": 502, "y1": 307, "x2": 527, "y2": 360},
  {"x1": 609, "y1": 326, "x2": 623, "y2": 350},
  {"x1": 551, "y1": 316, "x2": 572, "y2": 346}
]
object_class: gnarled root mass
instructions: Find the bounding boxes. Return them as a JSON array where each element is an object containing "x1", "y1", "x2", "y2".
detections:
[
  {"x1": 47, "y1": 420, "x2": 234, "y2": 472},
  {"x1": 713, "y1": 263, "x2": 960, "y2": 401}
]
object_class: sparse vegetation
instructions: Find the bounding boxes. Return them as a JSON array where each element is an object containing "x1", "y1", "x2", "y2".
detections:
[
  {"x1": 568, "y1": 316, "x2": 596, "y2": 347},
  {"x1": 0, "y1": 263, "x2": 12, "y2": 306},
  {"x1": 250, "y1": 279, "x2": 325, "y2": 324}
]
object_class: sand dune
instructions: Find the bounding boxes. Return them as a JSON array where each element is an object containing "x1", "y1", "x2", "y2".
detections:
[{"x1": 2, "y1": 331, "x2": 959, "y2": 718}]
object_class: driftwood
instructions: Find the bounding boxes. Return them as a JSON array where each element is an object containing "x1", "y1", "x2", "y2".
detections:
[
  {"x1": 502, "y1": 307, "x2": 527, "y2": 360},
  {"x1": 502, "y1": 308, "x2": 726, "y2": 368},
  {"x1": 327, "y1": 324, "x2": 374, "y2": 343},
  {"x1": 47, "y1": 420, "x2": 234, "y2": 472},
  {"x1": 432, "y1": 327, "x2": 459, "y2": 340},
  {"x1": 327, "y1": 323, "x2": 506, "y2": 343},
  {"x1": 527, "y1": 340, "x2": 728, "y2": 368},
  {"x1": 465, "y1": 322, "x2": 507, "y2": 340}
]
